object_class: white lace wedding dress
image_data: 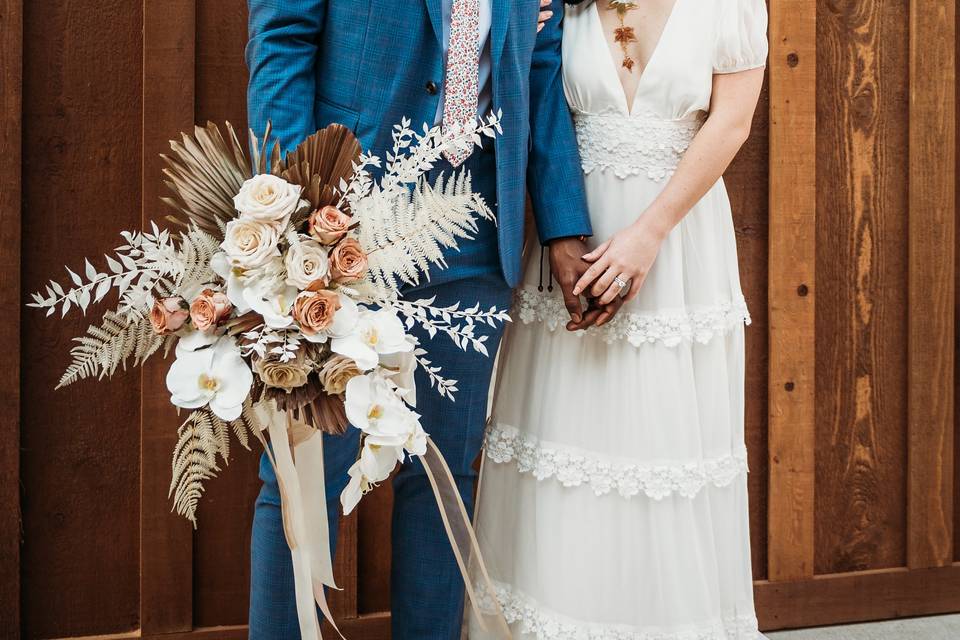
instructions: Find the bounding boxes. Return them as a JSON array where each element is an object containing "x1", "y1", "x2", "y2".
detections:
[{"x1": 471, "y1": 1, "x2": 768, "y2": 638}]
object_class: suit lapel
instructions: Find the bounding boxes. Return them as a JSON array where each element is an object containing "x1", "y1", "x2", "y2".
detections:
[
  {"x1": 425, "y1": 0, "x2": 444, "y2": 44},
  {"x1": 490, "y1": 0, "x2": 509, "y2": 66}
]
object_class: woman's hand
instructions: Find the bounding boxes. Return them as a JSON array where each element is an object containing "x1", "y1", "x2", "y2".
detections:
[
  {"x1": 538, "y1": 0, "x2": 553, "y2": 33},
  {"x1": 573, "y1": 217, "x2": 669, "y2": 305}
]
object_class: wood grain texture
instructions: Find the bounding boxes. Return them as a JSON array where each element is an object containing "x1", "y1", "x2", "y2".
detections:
[
  {"x1": 907, "y1": 0, "x2": 956, "y2": 570},
  {"x1": 0, "y1": 0, "x2": 21, "y2": 636},
  {"x1": 19, "y1": 1, "x2": 144, "y2": 636},
  {"x1": 726, "y1": 79, "x2": 771, "y2": 581},
  {"x1": 189, "y1": 2, "x2": 262, "y2": 627},
  {"x1": 756, "y1": 563, "x2": 960, "y2": 631},
  {"x1": 767, "y1": 0, "x2": 817, "y2": 582},
  {"x1": 140, "y1": 0, "x2": 196, "y2": 633},
  {"x1": 815, "y1": 0, "x2": 910, "y2": 575}
]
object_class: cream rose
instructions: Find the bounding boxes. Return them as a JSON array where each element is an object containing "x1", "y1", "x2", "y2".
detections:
[
  {"x1": 317, "y1": 354, "x2": 362, "y2": 396},
  {"x1": 309, "y1": 206, "x2": 351, "y2": 245},
  {"x1": 293, "y1": 290, "x2": 341, "y2": 336},
  {"x1": 150, "y1": 296, "x2": 189, "y2": 335},
  {"x1": 329, "y1": 238, "x2": 369, "y2": 282},
  {"x1": 189, "y1": 288, "x2": 233, "y2": 332},
  {"x1": 285, "y1": 239, "x2": 330, "y2": 290},
  {"x1": 222, "y1": 218, "x2": 282, "y2": 269},
  {"x1": 253, "y1": 354, "x2": 311, "y2": 392},
  {"x1": 233, "y1": 174, "x2": 301, "y2": 223}
]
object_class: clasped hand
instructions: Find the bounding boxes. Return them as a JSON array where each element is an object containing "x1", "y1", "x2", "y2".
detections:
[{"x1": 549, "y1": 218, "x2": 666, "y2": 331}]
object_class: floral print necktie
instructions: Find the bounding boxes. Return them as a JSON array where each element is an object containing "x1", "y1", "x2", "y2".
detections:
[{"x1": 442, "y1": 0, "x2": 481, "y2": 167}]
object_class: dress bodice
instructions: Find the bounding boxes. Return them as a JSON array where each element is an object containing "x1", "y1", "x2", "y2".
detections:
[
  {"x1": 562, "y1": 0, "x2": 769, "y2": 120},
  {"x1": 560, "y1": 0, "x2": 768, "y2": 182}
]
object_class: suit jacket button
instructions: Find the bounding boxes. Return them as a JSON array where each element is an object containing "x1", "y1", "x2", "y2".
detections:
[{"x1": 426, "y1": 81, "x2": 438, "y2": 95}]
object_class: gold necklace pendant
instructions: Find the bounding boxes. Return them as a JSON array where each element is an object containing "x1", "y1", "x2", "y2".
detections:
[{"x1": 607, "y1": 0, "x2": 639, "y2": 72}]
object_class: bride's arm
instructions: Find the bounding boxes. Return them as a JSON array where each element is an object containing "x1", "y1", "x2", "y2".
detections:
[{"x1": 573, "y1": 68, "x2": 765, "y2": 310}]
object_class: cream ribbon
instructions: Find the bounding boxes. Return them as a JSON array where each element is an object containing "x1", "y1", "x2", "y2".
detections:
[{"x1": 252, "y1": 400, "x2": 510, "y2": 639}]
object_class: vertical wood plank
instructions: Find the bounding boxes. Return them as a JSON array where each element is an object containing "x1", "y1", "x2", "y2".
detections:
[
  {"x1": 814, "y1": 0, "x2": 910, "y2": 575},
  {"x1": 767, "y1": 0, "x2": 817, "y2": 581},
  {"x1": 140, "y1": 0, "x2": 197, "y2": 633},
  {"x1": 0, "y1": 0, "x2": 21, "y2": 636},
  {"x1": 907, "y1": 0, "x2": 956, "y2": 570}
]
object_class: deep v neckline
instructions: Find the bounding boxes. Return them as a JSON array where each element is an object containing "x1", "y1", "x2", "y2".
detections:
[{"x1": 591, "y1": 0, "x2": 681, "y2": 115}]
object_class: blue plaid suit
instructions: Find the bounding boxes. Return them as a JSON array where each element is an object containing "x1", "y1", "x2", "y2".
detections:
[{"x1": 246, "y1": 2, "x2": 590, "y2": 638}]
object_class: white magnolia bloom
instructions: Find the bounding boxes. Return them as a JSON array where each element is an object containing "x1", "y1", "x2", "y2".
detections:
[
  {"x1": 233, "y1": 174, "x2": 301, "y2": 224},
  {"x1": 331, "y1": 308, "x2": 414, "y2": 371},
  {"x1": 301, "y1": 292, "x2": 360, "y2": 344},
  {"x1": 222, "y1": 217, "x2": 283, "y2": 270},
  {"x1": 166, "y1": 334, "x2": 252, "y2": 421},
  {"x1": 284, "y1": 238, "x2": 330, "y2": 289}
]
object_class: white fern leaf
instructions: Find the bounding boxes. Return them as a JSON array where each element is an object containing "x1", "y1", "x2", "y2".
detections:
[
  {"x1": 169, "y1": 410, "x2": 222, "y2": 527},
  {"x1": 56, "y1": 311, "x2": 163, "y2": 389}
]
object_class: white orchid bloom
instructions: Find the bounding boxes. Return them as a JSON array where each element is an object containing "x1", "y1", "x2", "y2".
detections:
[
  {"x1": 244, "y1": 281, "x2": 298, "y2": 329},
  {"x1": 379, "y1": 347, "x2": 418, "y2": 407},
  {"x1": 166, "y1": 335, "x2": 252, "y2": 421},
  {"x1": 302, "y1": 293, "x2": 360, "y2": 344},
  {"x1": 331, "y1": 308, "x2": 414, "y2": 371},
  {"x1": 341, "y1": 441, "x2": 405, "y2": 515},
  {"x1": 344, "y1": 373, "x2": 421, "y2": 448},
  {"x1": 343, "y1": 373, "x2": 427, "y2": 457}
]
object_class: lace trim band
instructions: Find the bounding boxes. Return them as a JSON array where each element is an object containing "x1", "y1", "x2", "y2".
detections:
[
  {"x1": 514, "y1": 287, "x2": 751, "y2": 348},
  {"x1": 483, "y1": 579, "x2": 763, "y2": 640},
  {"x1": 573, "y1": 110, "x2": 705, "y2": 181},
  {"x1": 485, "y1": 424, "x2": 749, "y2": 500}
]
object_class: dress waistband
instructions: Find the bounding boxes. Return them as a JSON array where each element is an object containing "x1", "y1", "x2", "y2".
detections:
[{"x1": 572, "y1": 110, "x2": 705, "y2": 182}]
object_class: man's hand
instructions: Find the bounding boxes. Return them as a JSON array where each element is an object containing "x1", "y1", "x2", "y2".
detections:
[{"x1": 549, "y1": 236, "x2": 606, "y2": 331}]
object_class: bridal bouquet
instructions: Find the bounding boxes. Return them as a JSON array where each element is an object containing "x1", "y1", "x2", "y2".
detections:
[{"x1": 28, "y1": 115, "x2": 509, "y2": 524}]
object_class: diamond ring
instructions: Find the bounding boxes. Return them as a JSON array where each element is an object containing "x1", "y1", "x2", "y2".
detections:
[{"x1": 613, "y1": 275, "x2": 628, "y2": 290}]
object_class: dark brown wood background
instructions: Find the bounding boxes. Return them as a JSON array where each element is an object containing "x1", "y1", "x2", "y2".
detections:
[{"x1": 0, "y1": 1, "x2": 957, "y2": 638}]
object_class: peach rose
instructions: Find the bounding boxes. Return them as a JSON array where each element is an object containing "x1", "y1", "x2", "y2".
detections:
[
  {"x1": 253, "y1": 354, "x2": 311, "y2": 392},
  {"x1": 317, "y1": 354, "x2": 362, "y2": 396},
  {"x1": 329, "y1": 238, "x2": 368, "y2": 282},
  {"x1": 309, "y1": 206, "x2": 351, "y2": 245},
  {"x1": 150, "y1": 297, "x2": 189, "y2": 335},
  {"x1": 190, "y1": 288, "x2": 233, "y2": 332},
  {"x1": 293, "y1": 289, "x2": 341, "y2": 336}
]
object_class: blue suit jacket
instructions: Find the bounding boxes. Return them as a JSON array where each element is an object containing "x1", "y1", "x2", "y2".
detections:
[{"x1": 246, "y1": 0, "x2": 592, "y2": 287}]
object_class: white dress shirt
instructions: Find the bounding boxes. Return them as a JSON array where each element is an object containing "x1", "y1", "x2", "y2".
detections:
[{"x1": 435, "y1": 0, "x2": 493, "y2": 124}]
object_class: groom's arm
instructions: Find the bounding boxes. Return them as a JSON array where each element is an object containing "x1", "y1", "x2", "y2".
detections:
[
  {"x1": 246, "y1": 0, "x2": 327, "y2": 154},
  {"x1": 526, "y1": 0, "x2": 592, "y2": 244}
]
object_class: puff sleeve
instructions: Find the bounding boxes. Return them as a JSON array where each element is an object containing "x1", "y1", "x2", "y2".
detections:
[{"x1": 713, "y1": 0, "x2": 769, "y2": 74}]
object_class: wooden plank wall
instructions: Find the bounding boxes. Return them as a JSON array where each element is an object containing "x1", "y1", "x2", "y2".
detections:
[
  {"x1": 0, "y1": 0, "x2": 22, "y2": 636},
  {"x1": 4, "y1": 1, "x2": 960, "y2": 638}
]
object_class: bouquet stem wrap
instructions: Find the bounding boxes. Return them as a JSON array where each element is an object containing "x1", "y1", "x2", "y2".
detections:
[{"x1": 253, "y1": 401, "x2": 510, "y2": 639}]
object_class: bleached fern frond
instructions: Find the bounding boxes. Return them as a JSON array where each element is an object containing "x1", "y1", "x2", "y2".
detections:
[
  {"x1": 356, "y1": 172, "x2": 495, "y2": 295},
  {"x1": 56, "y1": 311, "x2": 163, "y2": 389},
  {"x1": 168, "y1": 403, "x2": 260, "y2": 525},
  {"x1": 175, "y1": 226, "x2": 221, "y2": 299},
  {"x1": 169, "y1": 409, "x2": 222, "y2": 527}
]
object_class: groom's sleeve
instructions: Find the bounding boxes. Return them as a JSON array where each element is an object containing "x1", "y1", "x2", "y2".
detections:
[
  {"x1": 526, "y1": 0, "x2": 593, "y2": 244},
  {"x1": 245, "y1": 0, "x2": 327, "y2": 154}
]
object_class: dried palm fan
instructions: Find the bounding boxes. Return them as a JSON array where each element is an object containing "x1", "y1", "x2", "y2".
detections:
[
  {"x1": 160, "y1": 121, "x2": 252, "y2": 235},
  {"x1": 276, "y1": 124, "x2": 363, "y2": 214},
  {"x1": 265, "y1": 374, "x2": 349, "y2": 435}
]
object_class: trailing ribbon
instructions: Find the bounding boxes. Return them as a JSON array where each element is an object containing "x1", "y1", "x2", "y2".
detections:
[
  {"x1": 252, "y1": 400, "x2": 510, "y2": 639},
  {"x1": 252, "y1": 402, "x2": 343, "y2": 640}
]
